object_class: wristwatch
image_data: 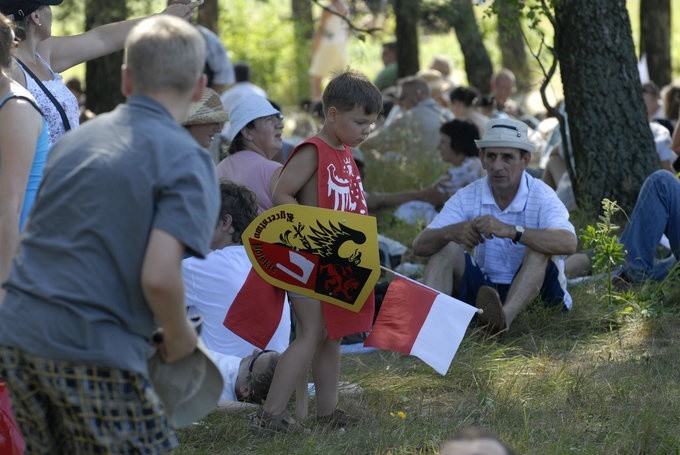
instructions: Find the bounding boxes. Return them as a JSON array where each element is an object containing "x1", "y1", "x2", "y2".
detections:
[{"x1": 513, "y1": 225, "x2": 525, "y2": 243}]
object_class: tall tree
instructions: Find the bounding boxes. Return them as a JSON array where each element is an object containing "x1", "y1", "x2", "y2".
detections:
[
  {"x1": 449, "y1": 0, "x2": 493, "y2": 92},
  {"x1": 292, "y1": 0, "x2": 314, "y2": 102},
  {"x1": 554, "y1": 0, "x2": 658, "y2": 213},
  {"x1": 85, "y1": 0, "x2": 126, "y2": 114},
  {"x1": 394, "y1": 0, "x2": 420, "y2": 78},
  {"x1": 496, "y1": 0, "x2": 531, "y2": 92},
  {"x1": 639, "y1": 0, "x2": 671, "y2": 87},
  {"x1": 197, "y1": 0, "x2": 218, "y2": 32}
]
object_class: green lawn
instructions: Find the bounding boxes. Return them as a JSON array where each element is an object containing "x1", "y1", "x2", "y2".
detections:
[{"x1": 176, "y1": 276, "x2": 680, "y2": 454}]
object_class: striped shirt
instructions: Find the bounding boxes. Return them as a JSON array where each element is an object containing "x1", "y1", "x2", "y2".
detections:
[{"x1": 428, "y1": 172, "x2": 574, "y2": 306}]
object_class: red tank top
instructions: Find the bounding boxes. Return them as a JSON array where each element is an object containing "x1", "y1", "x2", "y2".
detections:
[{"x1": 286, "y1": 137, "x2": 375, "y2": 339}]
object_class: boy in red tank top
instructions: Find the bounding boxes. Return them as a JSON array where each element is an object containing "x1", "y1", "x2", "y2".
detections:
[{"x1": 253, "y1": 71, "x2": 382, "y2": 433}]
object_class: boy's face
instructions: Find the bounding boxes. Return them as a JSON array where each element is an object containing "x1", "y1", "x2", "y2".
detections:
[{"x1": 330, "y1": 106, "x2": 378, "y2": 148}]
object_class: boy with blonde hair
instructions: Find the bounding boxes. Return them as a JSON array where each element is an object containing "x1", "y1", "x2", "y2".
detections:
[{"x1": 253, "y1": 70, "x2": 382, "y2": 433}]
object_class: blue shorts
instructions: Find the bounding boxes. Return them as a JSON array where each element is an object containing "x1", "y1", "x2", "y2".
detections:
[{"x1": 457, "y1": 253, "x2": 567, "y2": 308}]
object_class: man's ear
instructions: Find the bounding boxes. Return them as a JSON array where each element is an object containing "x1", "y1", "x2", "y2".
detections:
[
  {"x1": 520, "y1": 150, "x2": 531, "y2": 167},
  {"x1": 192, "y1": 73, "x2": 207, "y2": 102},
  {"x1": 121, "y1": 65, "x2": 133, "y2": 97}
]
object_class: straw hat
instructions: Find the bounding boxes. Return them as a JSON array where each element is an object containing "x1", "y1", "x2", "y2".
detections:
[
  {"x1": 148, "y1": 338, "x2": 223, "y2": 428},
  {"x1": 183, "y1": 87, "x2": 228, "y2": 128},
  {"x1": 226, "y1": 94, "x2": 280, "y2": 141},
  {"x1": 475, "y1": 118, "x2": 536, "y2": 154}
]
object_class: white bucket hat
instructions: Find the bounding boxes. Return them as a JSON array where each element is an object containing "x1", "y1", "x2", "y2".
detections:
[
  {"x1": 475, "y1": 118, "x2": 536, "y2": 154},
  {"x1": 226, "y1": 94, "x2": 280, "y2": 142},
  {"x1": 148, "y1": 338, "x2": 223, "y2": 428}
]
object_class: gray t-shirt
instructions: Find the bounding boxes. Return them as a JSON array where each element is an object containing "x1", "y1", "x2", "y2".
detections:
[{"x1": 0, "y1": 95, "x2": 219, "y2": 375}]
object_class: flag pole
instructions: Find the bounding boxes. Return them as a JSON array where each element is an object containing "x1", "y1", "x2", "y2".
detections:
[{"x1": 379, "y1": 265, "x2": 483, "y2": 314}]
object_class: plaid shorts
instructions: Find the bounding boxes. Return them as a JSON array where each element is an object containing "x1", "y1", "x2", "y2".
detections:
[{"x1": 0, "y1": 345, "x2": 178, "y2": 455}]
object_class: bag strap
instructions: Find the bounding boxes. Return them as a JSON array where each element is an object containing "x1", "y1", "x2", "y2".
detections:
[{"x1": 15, "y1": 57, "x2": 71, "y2": 131}]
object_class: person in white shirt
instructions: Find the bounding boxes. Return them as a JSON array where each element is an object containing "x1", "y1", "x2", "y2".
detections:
[
  {"x1": 183, "y1": 181, "x2": 290, "y2": 359},
  {"x1": 412, "y1": 118, "x2": 577, "y2": 333}
]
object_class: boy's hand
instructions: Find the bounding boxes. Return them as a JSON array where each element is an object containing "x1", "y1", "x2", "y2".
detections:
[{"x1": 152, "y1": 319, "x2": 198, "y2": 363}]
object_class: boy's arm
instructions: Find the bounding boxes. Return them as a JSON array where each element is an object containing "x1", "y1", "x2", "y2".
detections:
[
  {"x1": 142, "y1": 228, "x2": 197, "y2": 363},
  {"x1": 272, "y1": 144, "x2": 318, "y2": 206}
]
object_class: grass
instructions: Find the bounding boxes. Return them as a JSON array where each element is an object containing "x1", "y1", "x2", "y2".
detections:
[{"x1": 176, "y1": 276, "x2": 680, "y2": 454}]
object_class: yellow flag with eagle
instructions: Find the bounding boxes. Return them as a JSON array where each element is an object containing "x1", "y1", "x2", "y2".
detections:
[{"x1": 241, "y1": 204, "x2": 380, "y2": 312}]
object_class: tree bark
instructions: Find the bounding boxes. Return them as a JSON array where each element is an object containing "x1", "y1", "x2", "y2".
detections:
[
  {"x1": 197, "y1": 0, "x2": 218, "y2": 32},
  {"x1": 394, "y1": 0, "x2": 420, "y2": 78},
  {"x1": 554, "y1": 0, "x2": 658, "y2": 214},
  {"x1": 449, "y1": 0, "x2": 493, "y2": 92},
  {"x1": 639, "y1": 0, "x2": 671, "y2": 87},
  {"x1": 85, "y1": 0, "x2": 126, "y2": 114},
  {"x1": 292, "y1": 0, "x2": 314, "y2": 102},
  {"x1": 496, "y1": 0, "x2": 531, "y2": 92}
]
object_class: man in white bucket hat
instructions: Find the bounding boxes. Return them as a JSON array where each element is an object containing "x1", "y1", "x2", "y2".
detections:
[{"x1": 413, "y1": 117, "x2": 577, "y2": 334}]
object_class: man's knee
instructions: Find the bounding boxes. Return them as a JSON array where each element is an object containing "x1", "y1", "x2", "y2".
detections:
[
  {"x1": 428, "y1": 242, "x2": 466, "y2": 271},
  {"x1": 522, "y1": 248, "x2": 550, "y2": 268}
]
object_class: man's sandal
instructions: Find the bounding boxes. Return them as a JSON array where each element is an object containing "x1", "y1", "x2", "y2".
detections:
[
  {"x1": 475, "y1": 285, "x2": 507, "y2": 334},
  {"x1": 251, "y1": 408, "x2": 311, "y2": 435}
]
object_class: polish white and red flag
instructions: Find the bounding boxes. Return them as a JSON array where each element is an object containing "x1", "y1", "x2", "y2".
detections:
[{"x1": 364, "y1": 274, "x2": 478, "y2": 375}]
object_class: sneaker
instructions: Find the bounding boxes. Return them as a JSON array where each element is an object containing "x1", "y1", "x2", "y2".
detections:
[
  {"x1": 475, "y1": 285, "x2": 506, "y2": 333},
  {"x1": 316, "y1": 408, "x2": 359, "y2": 429},
  {"x1": 251, "y1": 408, "x2": 311, "y2": 435}
]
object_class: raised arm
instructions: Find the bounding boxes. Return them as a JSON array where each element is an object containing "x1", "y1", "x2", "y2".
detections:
[
  {"x1": 142, "y1": 228, "x2": 197, "y2": 363},
  {"x1": 368, "y1": 185, "x2": 447, "y2": 211},
  {"x1": 39, "y1": 1, "x2": 203, "y2": 73}
]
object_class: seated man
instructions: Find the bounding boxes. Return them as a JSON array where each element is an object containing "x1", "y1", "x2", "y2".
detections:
[
  {"x1": 182, "y1": 181, "x2": 290, "y2": 359},
  {"x1": 362, "y1": 76, "x2": 453, "y2": 159},
  {"x1": 412, "y1": 118, "x2": 577, "y2": 333},
  {"x1": 619, "y1": 170, "x2": 679, "y2": 281}
]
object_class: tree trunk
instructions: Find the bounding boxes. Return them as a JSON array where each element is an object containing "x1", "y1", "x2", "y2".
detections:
[
  {"x1": 496, "y1": 0, "x2": 530, "y2": 92},
  {"x1": 394, "y1": 0, "x2": 419, "y2": 78},
  {"x1": 197, "y1": 0, "x2": 218, "y2": 32},
  {"x1": 449, "y1": 0, "x2": 493, "y2": 92},
  {"x1": 639, "y1": 0, "x2": 671, "y2": 87},
  {"x1": 85, "y1": 0, "x2": 126, "y2": 114},
  {"x1": 554, "y1": 0, "x2": 658, "y2": 214},
  {"x1": 292, "y1": 0, "x2": 314, "y2": 102}
]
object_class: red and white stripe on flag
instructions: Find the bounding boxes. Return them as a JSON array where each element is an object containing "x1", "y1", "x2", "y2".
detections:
[{"x1": 364, "y1": 275, "x2": 477, "y2": 375}]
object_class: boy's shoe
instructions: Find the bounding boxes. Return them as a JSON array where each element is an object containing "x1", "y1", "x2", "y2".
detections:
[
  {"x1": 475, "y1": 285, "x2": 506, "y2": 334},
  {"x1": 251, "y1": 408, "x2": 311, "y2": 435},
  {"x1": 316, "y1": 408, "x2": 359, "y2": 429}
]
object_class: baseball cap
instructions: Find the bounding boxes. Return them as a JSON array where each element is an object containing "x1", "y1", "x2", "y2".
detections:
[{"x1": 0, "y1": 0, "x2": 63, "y2": 20}]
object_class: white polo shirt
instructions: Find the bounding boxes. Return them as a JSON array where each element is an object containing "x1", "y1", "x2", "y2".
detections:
[{"x1": 427, "y1": 172, "x2": 575, "y2": 306}]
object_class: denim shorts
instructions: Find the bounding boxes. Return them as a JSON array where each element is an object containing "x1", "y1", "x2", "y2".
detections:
[{"x1": 0, "y1": 345, "x2": 177, "y2": 455}]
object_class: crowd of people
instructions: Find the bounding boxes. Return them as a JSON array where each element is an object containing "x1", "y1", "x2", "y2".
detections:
[{"x1": 0, "y1": 0, "x2": 677, "y2": 452}]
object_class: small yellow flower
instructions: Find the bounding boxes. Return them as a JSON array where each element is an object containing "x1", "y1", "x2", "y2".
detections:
[{"x1": 389, "y1": 411, "x2": 406, "y2": 419}]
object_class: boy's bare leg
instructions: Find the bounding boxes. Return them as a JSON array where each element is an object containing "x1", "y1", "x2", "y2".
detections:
[
  {"x1": 311, "y1": 336, "x2": 341, "y2": 416},
  {"x1": 263, "y1": 296, "x2": 325, "y2": 416}
]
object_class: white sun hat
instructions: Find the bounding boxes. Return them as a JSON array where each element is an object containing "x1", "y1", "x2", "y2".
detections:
[
  {"x1": 226, "y1": 94, "x2": 281, "y2": 142},
  {"x1": 475, "y1": 118, "x2": 536, "y2": 154}
]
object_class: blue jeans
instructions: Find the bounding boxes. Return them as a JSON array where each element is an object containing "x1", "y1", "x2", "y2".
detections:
[{"x1": 620, "y1": 170, "x2": 680, "y2": 280}]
